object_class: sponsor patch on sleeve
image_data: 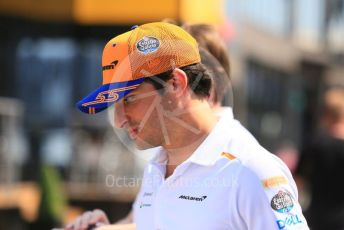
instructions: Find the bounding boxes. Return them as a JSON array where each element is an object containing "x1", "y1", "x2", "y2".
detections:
[
  {"x1": 276, "y1": 214, "x2": 302, "y2": 229},
  {"x1": 271, "y1": 190, "x2": 294, "y2": 213}
]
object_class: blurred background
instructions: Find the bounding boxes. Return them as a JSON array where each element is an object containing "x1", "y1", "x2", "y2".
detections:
[{"x1": 0, "y1": 0, "x2": 343, "y2": 229}]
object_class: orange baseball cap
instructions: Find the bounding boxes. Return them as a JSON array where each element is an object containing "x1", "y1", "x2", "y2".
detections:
[{"x1": 77, "y1": 22, "x2": 201, "y2": 114}]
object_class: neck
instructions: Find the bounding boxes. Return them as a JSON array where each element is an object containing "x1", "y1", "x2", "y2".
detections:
[{"x1": 162, "y1": 101, "x2": 218, "y2": 172}]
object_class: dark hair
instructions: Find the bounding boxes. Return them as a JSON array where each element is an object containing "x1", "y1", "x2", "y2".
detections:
[
  {"x1": 144, "y1": 63, "x2": 212, "y2": 99},
  {"x1": 199, "y1": 48, "x2": 230, "y2": 104},
  {"x1": 160, "y1": 21, "x2": 231, "y2": 105},
  {"x1": 182, "y1": 23, "x2": 232, "y2": 105}
]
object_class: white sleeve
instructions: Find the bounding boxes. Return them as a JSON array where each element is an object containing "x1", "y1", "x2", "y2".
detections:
[{"x1": 229, "y1": 166, "x2": 309, "y2": 230}]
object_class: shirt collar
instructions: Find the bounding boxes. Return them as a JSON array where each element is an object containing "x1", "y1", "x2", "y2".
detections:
[
  {"x1": 187, "y1": 107, "x2": 235, "y2": 166},
  {"x1": 218, "y1": 106, "x2": 234, "y2": 120},
  {"x1": 150, "y1": 146, "x2": 168, "y2": 165},
  {"x1": 150, "y1": 107, "x2": 235, "y2": 167}
]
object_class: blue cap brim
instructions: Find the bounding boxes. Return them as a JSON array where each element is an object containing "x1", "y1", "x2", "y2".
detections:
[{"x1": 77, "y1": 78, "x2": 145, "y2": 114}]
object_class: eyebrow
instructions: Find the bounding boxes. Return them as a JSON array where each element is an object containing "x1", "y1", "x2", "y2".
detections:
[{"x1": 124, "y1": 90, "x2": 160, "y2": 101}]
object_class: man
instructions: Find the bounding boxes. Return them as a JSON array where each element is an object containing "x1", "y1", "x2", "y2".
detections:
[
  {"x1": 114, "y1": 47, "x2": 232, "y2": 225},
  {"x1": 66, "y1": 22, "x2": 308, "y2": 229}
]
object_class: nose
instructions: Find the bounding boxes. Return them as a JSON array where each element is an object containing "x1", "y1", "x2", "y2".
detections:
[{"x1": 114, "y1": 102, "x2": 127, "y2": 129}]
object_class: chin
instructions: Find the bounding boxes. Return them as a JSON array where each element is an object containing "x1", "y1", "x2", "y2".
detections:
[{"x1": 134, "y1": 138, "x2": 158, "y2": 150}]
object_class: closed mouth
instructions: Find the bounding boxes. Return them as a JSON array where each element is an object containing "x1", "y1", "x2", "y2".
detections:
[{"x1": 128, "y1": 127, "x2": 139, "y2": 140}]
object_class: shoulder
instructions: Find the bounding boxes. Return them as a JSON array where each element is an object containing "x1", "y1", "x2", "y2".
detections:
[
  {"x1": 226, "y1": 120, "x2": 295, "y2": 186},
  {"x1": 218, "y1": 151, "x2": 309, "y2": 229},
  {"x1": 216, "y1": 120, "x2": 299, "y2": 201}
]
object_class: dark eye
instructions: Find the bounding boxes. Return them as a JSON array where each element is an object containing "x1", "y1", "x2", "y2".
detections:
[{"x1": 124, "y1": 95, "x2": 136, "y2": 104}]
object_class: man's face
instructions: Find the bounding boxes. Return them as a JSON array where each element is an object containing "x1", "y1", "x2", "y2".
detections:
[{"x1": 114, "y1": 82, "x2": 166, "y2": 149}]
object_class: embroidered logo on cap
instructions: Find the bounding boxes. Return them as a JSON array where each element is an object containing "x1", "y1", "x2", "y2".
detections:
[
  {"x1": 102, "y1": 60, "x2": 119, "y2": 71},
  {"x1": 137, "y1": 36, "x2": 160, "y2": 54}
]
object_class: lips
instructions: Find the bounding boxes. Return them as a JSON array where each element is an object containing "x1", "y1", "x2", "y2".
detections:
[{"x1": 128, "y1": 127, "x2": 138, "y2": 140}]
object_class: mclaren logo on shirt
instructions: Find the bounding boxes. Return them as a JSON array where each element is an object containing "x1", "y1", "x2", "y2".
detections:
[{"x1": 178, "y1": 195, "x2": 207, "y2": 202}]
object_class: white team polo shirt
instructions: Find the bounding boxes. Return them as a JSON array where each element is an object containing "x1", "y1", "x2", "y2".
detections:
[{"x1": 133, "y1": 107, "x2": 309, "y2": 230}]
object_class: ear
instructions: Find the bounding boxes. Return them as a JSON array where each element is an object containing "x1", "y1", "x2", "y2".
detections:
[{"x1": 168, "y1": 68, "x2": 188, "y2": 98}]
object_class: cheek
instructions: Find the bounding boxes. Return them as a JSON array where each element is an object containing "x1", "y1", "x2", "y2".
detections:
[
  {"x1": 127, "y1": 101, "x2": 158, "y2": 128},
  {"x1": 143, "y1": 110, "x2": 160, "y2": 131},
  {"x1": 126, "y1": 99, "x2": 149, "y2": 116},
  {"x1": 160, "y1": 94, "x2": 178, "y2": 112}
]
